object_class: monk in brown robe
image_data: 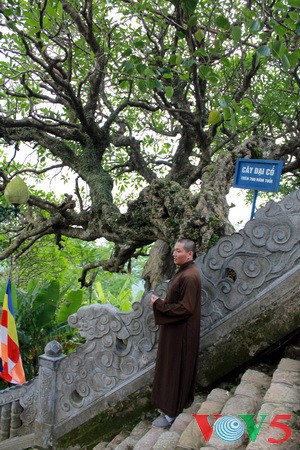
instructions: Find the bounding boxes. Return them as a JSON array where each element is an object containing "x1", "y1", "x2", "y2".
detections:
[{"x1": 151, "y1": 238, "x2": 201, "y2": 428}]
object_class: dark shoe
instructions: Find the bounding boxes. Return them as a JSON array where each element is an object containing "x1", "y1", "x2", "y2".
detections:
[{"x1": 152, "y1": 415, "x2": 174, "y2": 428}]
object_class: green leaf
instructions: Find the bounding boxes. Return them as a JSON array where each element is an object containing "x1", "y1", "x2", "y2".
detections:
[
  {"x1": 271, "y1": 40, "x2": 282, "y2": 57},
  {"x1": 56, "y1": 290, "x2": 83, "y2": 323},
  {"x1": 231, "y1": 100, "x2": 243, "y2": 115},
  {"x1": 147, "y1": 77, "x2": 163, "y2": 91},
  {"x1": 194, "y1": 47, "x2": 207, "y2": 56},
  {"x1": 138, "y1": 80, "x2": 147, "y2": 93},
  {"x1": 122, "y1": 48, "x2": 132, "y2": 57},
  {"x1": 169, "y1": 54, "x2": 182, "y2": 66},
  {"x1": 165, "y1": 86, "x2": 174, "y2": 99},
  {"x1": 208, "y1": 109, "x2": 222, "y2": 125},
  {"x1": 188, "y1": 15, "x2": 197, "y2": 27},
  {"x1": 123, "y1": 61, "x2": 135, "y2": 74},
  {"x1": 288, "y1": 49, "x2": 300, "y2": 68},
  {"x1": 136, "y1": 63, "x2": 147, "y2": 74},
  {"x1": 223, "y1": 107, "x2": 231, "y2": 121},
  {"x1": 33, "y1": 281, "x2": 60, "y2": 328},
  {"x1": 218, "y1": 98, "x2": 228, "y2": 108},
  {"x1": 274, "y1": 1, "x2": 287, "y2": 9},
  {"x1": 119, "y1": 80, "x2": 130, "y2": 89},
  {"x1": 133, "y1": 39, "x2": 145, "y2": 49},
  {"x1": 241, "y1": 98, "x2": 254, "y2": 111},
  {"x1": 57, "y1": 1, "x2": 63, "y2": 18},
  {"x1": 257, "y1": 45, "x2": 271, "y2": 57},
  {"x1": 95, "y1": 281, "x2": 108, "y2": 303},
  {"x1": 287, "y1": 0, "x2": 300, "y2": 6},
  {"x1": 144, "y1": 67, "x2": 155, "y2": 76},
  {"x1": 221, "y1": 57, "x2": 231, "y2": 68},
  {"x1": 232, "y1": 25, "x2": 242, "y2": 43},
  {"x1": 182, "y1": 57, "x2": 196, "y2": 68},
  {"x1": 249, "y1": 20, "x2": 262, "y2": 33},
  {"x1": 230, "y1": 113, "x2": 237, "y2": 131},
  {"x1": 274, "y1": 24, "x2": 288, "y2": 37},
  {"x1": 199, "y1": 65, "x2": 210, "y2": 79},
  {"x1": 215, "y1": 15, "x2": 230, "y2": 30},
  {"x1": 175, "y1": 30, "x2": 186, "y2": 39},
  {"x1": 281, "y1": 54, "x2": 290, "y2": 70},
  {"x1": 181, "y1": 0, "x2": 198, "y2": 15},
  {"x1": 194, "y1": 29, "x2": 204, "y2": 42},
  {"x1": 288, "y1": 11, "x2": 299, "y2": 20},
  {"x1": 169, "y1": 54, "x2": 177, "y2": 65}
]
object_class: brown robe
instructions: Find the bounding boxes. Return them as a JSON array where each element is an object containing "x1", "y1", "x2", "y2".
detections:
[{"x1": 151, "y1": 261, "x2": 201, "y2": 417}]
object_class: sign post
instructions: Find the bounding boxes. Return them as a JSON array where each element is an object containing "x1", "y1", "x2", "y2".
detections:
[{"x1": 233, "y1": 159, "x2": 283, "y2": 220}]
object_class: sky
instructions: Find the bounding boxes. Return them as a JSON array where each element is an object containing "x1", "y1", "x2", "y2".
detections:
[{"x1": 227, "y1": 187, "x2": 255, "y2": 230}]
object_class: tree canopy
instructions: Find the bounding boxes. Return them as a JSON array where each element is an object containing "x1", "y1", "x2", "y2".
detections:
[{"x1": 0, "y1": 0, "x2": 299, "y2": 288}]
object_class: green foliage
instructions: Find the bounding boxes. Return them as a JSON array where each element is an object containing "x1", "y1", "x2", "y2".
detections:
[
  {"x1": 208, "y1": 232, "x2": 221, "y2": 248},
  {"x1": 5, "y1": 235, "x2": 146, "y2": 303},
  {"x1": 0, "y1": 237, "x2": 146, "y2": 382},
  {"x1": 94, "y1": 275, "x2": 143, "y2": 311},
  {"x1": 1, "y1": 279, "x2": 84, "y2": 380},
  {"x1": 0, "y1": 273, "x2": 143, "y2": 381},
  {"x1": 56, "y1": 289, "x2": 84, "y2": 323},
  {"x1": 1, "y1": 0, "x2": 299, "y2": 151},
  {"x1": 3, "y1": 236, "x2": 106, "y2": 292}
]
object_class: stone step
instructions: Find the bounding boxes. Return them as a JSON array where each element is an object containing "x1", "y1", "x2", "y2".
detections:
[
  {"x1": 92, "y1": 357, "x2": 300, "y2": 450},
  {"x1": 132, "y1": 395, "x2": 205, "y2": 450},
  {"x1": 148, "y1": 367, "x2": 272, "y2": 450},
  {"x1": 245, "y1": 358, "x2": 300, "y2": 450},
  {"x1": 113, "y1": 420, "x2": 153, "y2": 450}
]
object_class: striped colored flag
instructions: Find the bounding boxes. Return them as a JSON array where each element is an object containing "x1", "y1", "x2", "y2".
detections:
[{"x1": 0, "y1": 280, "x2": 26, "y2": 384}]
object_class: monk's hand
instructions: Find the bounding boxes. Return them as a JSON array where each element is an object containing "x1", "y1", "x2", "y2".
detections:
[{"x1": 151, "y1": 294, "x2": 159, "y2": 304}]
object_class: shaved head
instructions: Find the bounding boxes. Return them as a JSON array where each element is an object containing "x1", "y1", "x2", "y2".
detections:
[{"x1": 176, "y1": 238, "x2": 197, "y2": 260}]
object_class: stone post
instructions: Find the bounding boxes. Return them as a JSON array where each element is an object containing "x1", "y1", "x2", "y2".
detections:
[{"x1": 34, "y1": 340, "x2": 66, "y2": 449}]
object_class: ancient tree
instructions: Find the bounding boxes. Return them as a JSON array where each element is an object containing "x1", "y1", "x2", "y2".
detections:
[{"x1": 0, "y1": 0, "x2": 299, "y2": 288}]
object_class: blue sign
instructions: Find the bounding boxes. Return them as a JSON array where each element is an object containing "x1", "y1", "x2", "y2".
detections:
[{"x1": 233, "y1": 159, "x2": 283, "y2": 193}]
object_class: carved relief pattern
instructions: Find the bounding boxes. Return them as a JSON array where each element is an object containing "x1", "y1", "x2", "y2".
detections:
[
  {"x1": 19, "y1": 380, "x2": 38, "y2": 427},
  {"x1": 198, "y1": 189, "x2": 300, "y2": 332},
  {"x1": 0, "y1": 379, "x2": 38, "y2": 441},
  {"x1": 56, "y1": 296, "x2": 158, "y2": 421},
  {"x1": 37, "y1": 368, "x2": 55, "y2": 423}
]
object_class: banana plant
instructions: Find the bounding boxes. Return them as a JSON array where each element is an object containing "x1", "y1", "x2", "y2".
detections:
[
  {"x1": 94, "y1": 277, "x2": 143, "y2": 311},
  {"x1": 0, "y1": 280, "x2": 83, "y2": 381}
]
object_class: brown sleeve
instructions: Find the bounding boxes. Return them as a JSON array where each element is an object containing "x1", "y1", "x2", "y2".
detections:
[{"x1": 153, "y1": 275, "x2": 200, "y2": 325}]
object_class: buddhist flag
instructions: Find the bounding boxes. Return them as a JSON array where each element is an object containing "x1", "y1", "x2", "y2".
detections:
[{"x1": 0, "y1": 280, "x2": 26, "y2": 384}]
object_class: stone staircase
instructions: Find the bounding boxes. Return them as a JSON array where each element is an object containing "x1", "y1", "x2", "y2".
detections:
[{"x1": 92, "y1": 355, "x2": 300, "y2": 450}]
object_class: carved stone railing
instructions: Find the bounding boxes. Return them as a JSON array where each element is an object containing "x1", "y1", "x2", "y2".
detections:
[
  {"x1": 0, "y1": 378, "x2": 37, "y2": 447},
  {"x1": 0, "y1": 189, "x2": 299, "y2": 449},
  {"x1": 195, "y1": 189, "x2": 300, "y2": 385},
  {"x1": 53, "y1": 297, "x2": 159, "y2": 440},
  {"x1": 198, "y1": 188, "x2": 300, "y2": 333}
]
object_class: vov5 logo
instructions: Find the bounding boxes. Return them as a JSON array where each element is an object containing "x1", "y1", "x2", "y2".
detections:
[{"x1": 193, "y1": 413, "x2": 292, "y2": 444}]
